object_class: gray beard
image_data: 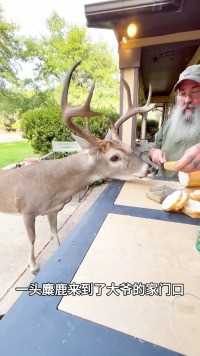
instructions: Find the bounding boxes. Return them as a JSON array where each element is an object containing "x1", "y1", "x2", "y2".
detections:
[{"x1": 167, "y1": 105, "x2": 200, "y2": 143}]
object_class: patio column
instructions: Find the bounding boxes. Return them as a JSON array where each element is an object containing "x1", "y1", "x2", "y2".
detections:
[
  {"x1": 119, "y1": 47, "x2": 141, "y2": 148},
  {"x1": 140, "y1": 112, "x2": 147, "y2": 140}
]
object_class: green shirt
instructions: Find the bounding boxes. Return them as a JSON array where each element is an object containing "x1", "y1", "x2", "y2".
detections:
[{"x1": 154, "y1": 119, "x2": 200, "y2": 178}]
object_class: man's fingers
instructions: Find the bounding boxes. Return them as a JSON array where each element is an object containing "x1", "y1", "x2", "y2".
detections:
[
  {"x1": 157, "y1": 152, "x2": 164, "y2": 165},
  {"x1": 176, "y1": 154, "x2": 194, "y2": 170},
  {"x1": 176, "y1": 154, "x2": 200, "y2": 172},
  {"x1": 179, "y1": 163, "x2": 196, "y2": 172},
  {"x1": 177, "y1": 159, "x2": 200, "y2": 172},
  {"x1": 176, "y1": 145, "x2": 200, "y2": 172}
]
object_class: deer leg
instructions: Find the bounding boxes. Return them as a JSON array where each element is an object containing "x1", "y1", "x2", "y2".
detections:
[
  {"x1": 47, "y1": 212, "x2": 60, "y2": 246},
  {"x1": 23, "y1": 214, "x2": 39, "y2": 274}
]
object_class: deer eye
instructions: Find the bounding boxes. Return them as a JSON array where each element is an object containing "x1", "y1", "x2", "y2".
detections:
[{"x1": 110, "y1": 155, "x2": 120, "y2": 162}]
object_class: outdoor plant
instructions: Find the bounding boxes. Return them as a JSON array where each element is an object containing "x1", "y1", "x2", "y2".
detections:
[
  {"x1": 21, "y1": 102, "x2": 118, "y2": 154},
  {"x1": 21, "y1": 103, "x2": 70, "y2": 153}
]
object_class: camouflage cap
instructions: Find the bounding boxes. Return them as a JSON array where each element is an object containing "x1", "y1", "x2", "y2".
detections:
[{"x1": 174, "y1": 64, "x2": 200, "y2": 91}]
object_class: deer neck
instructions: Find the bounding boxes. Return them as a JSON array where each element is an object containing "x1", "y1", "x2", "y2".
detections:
[{"x1": 59, "y1": 150, "x2": 103, "y2": 190}]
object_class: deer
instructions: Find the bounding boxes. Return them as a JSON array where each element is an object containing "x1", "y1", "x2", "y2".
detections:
[{"x1": 0, "y1": 61, "x2": 155, "y2": 274}]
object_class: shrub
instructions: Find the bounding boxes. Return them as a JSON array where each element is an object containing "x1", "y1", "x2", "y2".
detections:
[
  {"x1": 78, "y1": 107, "x2": 118, "y2": 139},
  {"x1": 21, "y1": 103, "x2": 118, "y2": 154},
  {"x1": 21, "y1": 103, "x2": 71, "y2": 154}
]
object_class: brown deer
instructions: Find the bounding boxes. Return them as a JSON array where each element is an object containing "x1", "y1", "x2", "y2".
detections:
[{"x1": 0, "y1": 61, "x2": 154, "y2": 273}]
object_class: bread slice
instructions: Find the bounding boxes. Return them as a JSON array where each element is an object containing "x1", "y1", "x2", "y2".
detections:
[
  {"x1": 189, "y1": 190, "x2": 200, "y2": 201},
  {"x1": 162, "y1": 190, "x2": 182, "y2": 211},
  {"x1": 162, "y1": 190, "x2": 189, "y2": 212},
  {"x1": 173, "y1": 191, "x2": 189, "y2": 211},
  {"x1": 183, "y1": 199, "x2": 200, "y2": 218}
]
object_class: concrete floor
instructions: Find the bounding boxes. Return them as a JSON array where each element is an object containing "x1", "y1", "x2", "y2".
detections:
[{"x1": 0, "y1": 183, "x2": 107, "y2": 316}]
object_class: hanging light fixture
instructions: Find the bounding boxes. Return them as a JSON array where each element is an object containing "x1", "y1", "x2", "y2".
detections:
[{"x1": 127, "y1": 23, "x2": 138, "y2": 38}]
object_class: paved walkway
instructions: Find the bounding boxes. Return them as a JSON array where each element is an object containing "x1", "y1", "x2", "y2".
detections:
[
  {"x1": 0, "y1": 183, "x2": 107, "y2": 316},
  {"x1": 0, "y1": 132, "x2": 23, "y2": 143}
]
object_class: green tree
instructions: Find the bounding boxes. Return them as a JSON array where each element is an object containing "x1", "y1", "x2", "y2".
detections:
[
  {"x1": 0, "y1": 10, "x2": 119, "y2": 152},
  {"x1": 0, "y1": 7, "x2": 21, "y2": 94},
  {"x1": 0, "y1": 6, "x2": 25, "y2": 130},
  {"x1": 22, "y1": 12, "x2": 119, "y2": 111}
]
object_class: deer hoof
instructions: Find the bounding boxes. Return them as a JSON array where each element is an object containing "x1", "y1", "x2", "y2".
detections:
[{"x1": 30, "y1": 263, "x2": 40, "y2": 275}]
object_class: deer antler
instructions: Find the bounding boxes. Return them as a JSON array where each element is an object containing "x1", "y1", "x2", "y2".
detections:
[
  {"x1": 114, "y1": 80, "x2": 155, "y2": 132},
  {"x1": 61, "y1": 61, "x2": 101, "y2": 146}
]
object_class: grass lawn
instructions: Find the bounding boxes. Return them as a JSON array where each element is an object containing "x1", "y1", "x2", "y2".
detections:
[{"x1": 0, "y1": 141, "x2": 38, "y2": 168}]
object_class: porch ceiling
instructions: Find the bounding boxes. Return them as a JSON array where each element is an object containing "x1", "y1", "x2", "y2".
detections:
[{"x1": 141, "y1": 40, "x2": 200, "y2": 97}]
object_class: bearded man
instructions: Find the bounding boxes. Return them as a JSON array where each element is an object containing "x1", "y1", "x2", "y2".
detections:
[{"x1": 149, "y1": 64, "x2": 200, "y2": 178}]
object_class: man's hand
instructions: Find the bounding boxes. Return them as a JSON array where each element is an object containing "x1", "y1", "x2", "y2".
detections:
[
  {"x1": 149, "y1": 148, "x2": 166, "y2": 165},
  {"x1": 176, "y1": 144, "x2": 200, "y2": 172}
]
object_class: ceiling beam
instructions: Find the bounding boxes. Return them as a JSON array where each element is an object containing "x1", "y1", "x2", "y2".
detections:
[
  {"x1": 152, "y1": 96, "x2": 170, "y2": 103},
  {"x1": 120, "y1": 29, "x2": 200, "y2": 49}
]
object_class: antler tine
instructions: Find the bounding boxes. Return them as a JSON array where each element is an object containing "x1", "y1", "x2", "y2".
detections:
[
  {"x1": 114, "y1": 80, "x2": 155, "y2": 132},
  {"x1": 122, "y1": 78, "x2": 132, "y2": 108},
  {"x1": 61, "y1": 61, "x2": 101, "y2": 146},
  {"x1": 61, "y1": 61, "x2": 81, "y2": 111},
  {"x1": 145, "y1": 83, "x2": 152, "y2": 106},
  {"x1": 84, "y1": 81, "x2": 95, "y2": 110},
  {"x1": 83, "y1": 81, "x2": 101, "y2": 117}
]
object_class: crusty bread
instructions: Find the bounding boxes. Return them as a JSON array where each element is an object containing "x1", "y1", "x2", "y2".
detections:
[
  {"x1": 173, "y1": 191, "x2": 189, "y2": 211},
  {"x1": 189, "y1": 190, "x2": 200, "y2": 201},
  {"x1": 162, "y1": 190, "x2": 182, "y2": 211},
  {"x1": 179, "y1": 171, "x2": 200, "y2": 187},
  {"x1": 163, "y1": 161, "x2": 177, "y2": 171},
  {"x1": 183, "y1": 199, "x2": 200, "y2": 218},
  {"x1": 162, "y1": 190, "x2": 189, "y2": 212}
]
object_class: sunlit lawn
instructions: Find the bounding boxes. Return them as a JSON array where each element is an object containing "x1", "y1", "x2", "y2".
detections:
[{"x1": 0, "y1": 141, "x2": 38, "y2": 168}]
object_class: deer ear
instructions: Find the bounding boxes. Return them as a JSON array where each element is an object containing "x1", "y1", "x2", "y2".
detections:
[
  {"x1": 105, "y1": 129, "x2": 112, "y2": 140},
  {"x1": 105, "y1": 126, "x2": 121, "y2": 142},
  {"x1": 110, "y1": 125, "x2": 121, "y2": 142},
  {"x1": 72, "y1": 134, "x2": 90, "y2": 149}
]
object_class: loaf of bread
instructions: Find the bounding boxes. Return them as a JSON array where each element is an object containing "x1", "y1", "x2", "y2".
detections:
[{"x1": 163, "y1": 161, "x2": 177, "y2": 172}]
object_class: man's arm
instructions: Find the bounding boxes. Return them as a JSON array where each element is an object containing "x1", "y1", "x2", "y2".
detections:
[{"x1": 176, "y1": 143, "x2": 200, "y2": 172}]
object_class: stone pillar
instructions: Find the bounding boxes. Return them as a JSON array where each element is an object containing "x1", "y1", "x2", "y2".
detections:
[{"x1": 119, "y1": 47, "x2": 141, "y2": 148}]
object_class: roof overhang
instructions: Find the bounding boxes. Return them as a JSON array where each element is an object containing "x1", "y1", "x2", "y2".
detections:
[
  {"x1": 85, "y1": 0, "x2": 183, "y2": 29},
  {"x1": 85, "y1": 0, "x2": 200, "y2": 99}
]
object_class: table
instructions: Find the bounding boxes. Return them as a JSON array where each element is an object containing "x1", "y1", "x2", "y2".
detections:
[{"x1": 0, "y1": 180, "x2": 199, "y2": 356}]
